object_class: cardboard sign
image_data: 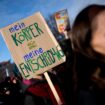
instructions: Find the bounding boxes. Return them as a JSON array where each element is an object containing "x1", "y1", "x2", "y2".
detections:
[
  {"x1": 0, "y1": 12, "x2": 66, "y2": 79},
  {"x1": 54, "y1": 9, "x2": 70, "y2": 33}
]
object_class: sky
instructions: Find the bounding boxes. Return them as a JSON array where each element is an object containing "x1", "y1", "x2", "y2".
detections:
[{"x1": 0, "y1": 0, "x2": 105, "y2": 62}]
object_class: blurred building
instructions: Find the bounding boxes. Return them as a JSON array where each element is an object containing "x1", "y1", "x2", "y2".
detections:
[{"x1": 0, "y1": 60, "x2": 15, "y2": 83}]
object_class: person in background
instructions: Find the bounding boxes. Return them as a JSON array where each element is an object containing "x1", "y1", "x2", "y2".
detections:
[{"x1": 71, "y1": 4, "x2": 105, "y2": 105}]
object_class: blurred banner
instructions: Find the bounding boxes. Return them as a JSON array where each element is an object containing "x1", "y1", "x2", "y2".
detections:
[{"x1": 54, "y1": 9, "x2": 70, "y2": 34}]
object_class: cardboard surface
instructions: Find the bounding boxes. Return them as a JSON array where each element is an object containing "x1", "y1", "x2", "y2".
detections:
[{"x1": 1, "y1": 12, "x2": 66, "y2": 79}]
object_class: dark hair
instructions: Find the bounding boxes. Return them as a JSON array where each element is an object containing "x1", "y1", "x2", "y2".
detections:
[{"x1": 71, "y1": 4, "x2": 105, "y2": 61}]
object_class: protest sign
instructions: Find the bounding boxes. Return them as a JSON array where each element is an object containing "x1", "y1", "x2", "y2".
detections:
[
  {"x1": 54, "y1": 9, "x2": 70, "y2": 33},
  {"x1": 0, "y1": 12, "x2": 66, "y2": 80}
]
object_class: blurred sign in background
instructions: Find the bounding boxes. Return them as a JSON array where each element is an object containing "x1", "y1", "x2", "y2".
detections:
[{"x1": 54, "y1": 9, "x2": 70, "y2": 33}]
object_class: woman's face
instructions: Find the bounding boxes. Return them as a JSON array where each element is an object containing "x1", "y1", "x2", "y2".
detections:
[{"x1": 91, "y1": 10, "x2": 105, "y2": 55}]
